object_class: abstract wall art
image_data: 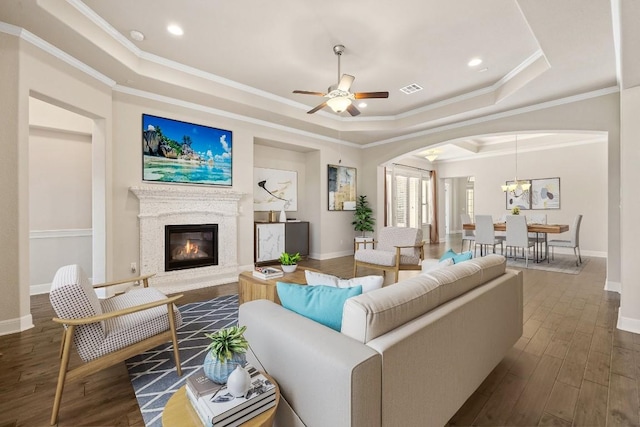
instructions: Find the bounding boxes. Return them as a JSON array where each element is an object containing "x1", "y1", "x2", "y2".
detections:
[
  {"x1": 531, "y1": 177, "x2": 561, "y2": 209},
  {"x1": 253, "y1": 167, "x2": 298, "y2": 211},
  {"x1": 328, "y1": 164, "x2": 357, "y2": 211}
]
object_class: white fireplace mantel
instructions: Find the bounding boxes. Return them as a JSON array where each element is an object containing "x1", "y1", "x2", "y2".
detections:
[{"x1": 130, "y1": 185, "x2": 245, "y2": 293}]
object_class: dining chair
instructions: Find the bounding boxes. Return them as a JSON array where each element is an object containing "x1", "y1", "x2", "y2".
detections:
[
  {"x1": 506, "y1": 215, "x2": 537, "y2": 267},
  {"x1": 474, "y1": 215, "x2": 504, "y2": 257},
  {"x1": 460, "y1": 213, "x2": 475, "y2": 252},
  {"x1": 548, "y1": 214, "x2": 583, "y2": 266},
  {"x1": 527, "y1": 213, "x2": 547, "y2": 256}
]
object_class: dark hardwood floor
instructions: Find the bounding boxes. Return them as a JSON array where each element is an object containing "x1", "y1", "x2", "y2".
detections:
[{"x1": 0, "y1": 237, "x2": 637, "y2": 426}]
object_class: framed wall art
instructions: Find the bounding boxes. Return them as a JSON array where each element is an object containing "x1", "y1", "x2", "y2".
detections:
[
  {"x1": 142, "y1": 114, "x2": 232, "y2": 186},
  {"x1": 505, "y1": 180, "x2": 532, "y2": 210},
  {"x1": 531, "y1": 177, "x2": 561, "y2": 209},
  {"x1": 253, "y1": 167, "x2": 298, "y2": 211},
  {"x1": 328, "y1": 164, "x2": 357, "y2": 211}
]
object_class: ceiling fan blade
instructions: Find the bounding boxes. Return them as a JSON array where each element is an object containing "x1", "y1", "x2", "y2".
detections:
[
  {"x1": 346, "y1": 104, "x2": 361, "y2": 117},
  {"x1": 337, "y1": 74, "x2": 355, "y2": 92},
  {"x1": 354, "y1": 91, "x2": 389, "y2": 99},
  {"x1": 307, "y1": 101, "x2": 328, "y2": 114},
  {"x1": 293, "y1": 90, "x2": 326, "y2": 96}
]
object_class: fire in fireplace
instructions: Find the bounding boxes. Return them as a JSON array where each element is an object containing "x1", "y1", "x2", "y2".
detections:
[{"x1": 165, "y1": 224, "x2": 218, "y2": 271}]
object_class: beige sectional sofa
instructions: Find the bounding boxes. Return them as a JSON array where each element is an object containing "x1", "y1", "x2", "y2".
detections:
[{"x1": 239, "y1": 254, "x2": 523, "y2": 427}]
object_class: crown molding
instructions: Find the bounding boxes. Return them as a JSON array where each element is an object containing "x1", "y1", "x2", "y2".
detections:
[{"x1": 0, "y1": 21, "x2": 115, "y2": 87}]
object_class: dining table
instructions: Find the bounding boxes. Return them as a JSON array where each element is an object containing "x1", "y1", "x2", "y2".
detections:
[{"x1": 462, "y1": 222, "x2": 570, "y2": 263}]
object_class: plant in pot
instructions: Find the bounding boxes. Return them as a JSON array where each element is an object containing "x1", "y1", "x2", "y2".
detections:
[
  {"x1": 352, "y1": 195, "x2": 375, "y2": 249},
  {"x1": 279, "y1": 251, "x2": 301, "y2": 273},
  {"x1": 203, "y1": 325, "x2": 249, "y2": 384}
]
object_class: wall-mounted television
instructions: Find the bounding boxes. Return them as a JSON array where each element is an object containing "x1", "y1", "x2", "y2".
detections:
[{"x1": 142, "y1": 114, "x2": 232, "y2": 186}]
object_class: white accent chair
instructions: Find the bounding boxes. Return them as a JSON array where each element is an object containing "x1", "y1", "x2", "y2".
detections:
[
  {"x1": 48, "y1": 265, "x2": 183, "y2": 425},
  {"x1": 460, "y1": 213, "x2": 475, "y2": 252},
  {"x1": 506, "y1": 215, "x2": 537, "y2": 267},
  {"x1": 353, "y1": 226, "x2": 425, "y2": 282},
  {"x1": 474, "y1": 215, "x2": 504, "y2": 256},
  {"x1": 548, "y1": 214, "x2": 583, "y2": 266}
]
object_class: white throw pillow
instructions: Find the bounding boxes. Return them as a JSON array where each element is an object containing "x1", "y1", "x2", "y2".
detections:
[
  {"x1": 305, "y1": 270, "x2": 339, "y2": 287},
  {"x1": 421, "y1": 257, "x2": 454, "y2": 273},
  {"x1": 337, "y1": 276, "x2": 384, "y2": 294},
  {"x1": 305, "y1": 270, "x2": 383, "y2": 293}
]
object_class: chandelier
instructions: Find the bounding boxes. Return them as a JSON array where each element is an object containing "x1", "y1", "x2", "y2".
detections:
[{"x1": 501, "y1": 135, "x2": 531, "y2": 197}]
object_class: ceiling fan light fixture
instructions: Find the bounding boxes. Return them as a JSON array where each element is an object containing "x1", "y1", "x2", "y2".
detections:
[{"x1": 327, "y1": 96, "x2": 352, "y2": 113}]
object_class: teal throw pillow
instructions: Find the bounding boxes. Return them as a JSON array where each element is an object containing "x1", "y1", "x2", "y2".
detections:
[
  {"x1": 276, "y1": 282, "x2": 362, "y2": 331},
  {"x1": 439, "y1": 249, "x2": 458, "y2": 262},
  {"x1": 439, "y1": 249, "x2": 473, "y2": 264},
  {"x1": 453, "y1": 251, "x2": 473, "y2": 263}
]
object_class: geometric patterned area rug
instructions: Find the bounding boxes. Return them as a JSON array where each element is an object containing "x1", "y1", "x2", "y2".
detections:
[
  {"x1": 125, "y1": 294, "x2": 239, "y2": 427},
  {"x1": 506, "y1": 254, "x2": 589, "y2": 274}
]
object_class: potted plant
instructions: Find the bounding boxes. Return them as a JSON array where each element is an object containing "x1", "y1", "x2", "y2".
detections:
[
  {"x1": 279, "y1": 251, "x2": 301, "y2": 273},
  {"x1": 511, "y1": 206, "x2": 520, "y2": 215},
  {"x1": 203, "y1": 325, "x2": 249, "y2": 384},
  {"x1": 352, "y1": 195, "x2": 375, "y2": 250}
]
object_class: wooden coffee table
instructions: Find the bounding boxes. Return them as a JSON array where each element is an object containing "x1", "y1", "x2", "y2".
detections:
[
  {"x1": 162, "y1": 373, "x2": 280, "y2": 427},
  {"x1": 238, "y1": 266, "x2": 317, "y2": 305}
]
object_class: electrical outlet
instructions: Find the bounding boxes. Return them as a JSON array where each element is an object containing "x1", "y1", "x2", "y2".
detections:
[{"x1": 130, "y1": 262, "x2": 137, "y2": 273}]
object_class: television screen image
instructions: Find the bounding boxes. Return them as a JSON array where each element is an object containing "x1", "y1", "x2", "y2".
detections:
[{"x1": 142, "y1": 114, "x2": 232, "y2": 186}]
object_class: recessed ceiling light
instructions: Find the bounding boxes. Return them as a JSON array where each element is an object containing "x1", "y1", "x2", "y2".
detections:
[
  {"x1": 468, "y1": 58, "x2": 483, "y2": 67},
  {"x1": 167, "y1": 24, "x2": 184, "y2": 36},
  {"x1": 358, "y1": 102, "x2": 367, "y2": 108},
  {"x1": 129, "y1": 30, "x2": 145, "y2": 41}
]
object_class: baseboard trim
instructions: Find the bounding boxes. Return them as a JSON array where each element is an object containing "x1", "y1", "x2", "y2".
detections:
[
  {"x1": 0, "y1": 314, "x2": 34, "y2": 336},
  {"x1": 617, "y1": 309, "x2": 640, "y2": 334},
  {"x1": 309, "y1": 250, "x2": 353, "y2": 260},
  {"x1": 30, "y1": 283, "x2": 52, "y2": 295},
  {"x1": 604, "y1": 280, "x2": 621, "y2": 293}
]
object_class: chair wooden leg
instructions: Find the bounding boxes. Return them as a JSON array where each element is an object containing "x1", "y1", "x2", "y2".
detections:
[
  {"x1": 353, "y1": 262, "x2": 358, "y2": 278},
  {"x1": 51, "y1": 326, "x2": 74, "y2": 425},
  {"x1": 167, "y1": 304, "x2": 182, "y2": 376},
  {"x1": 58, "y1": 329, "x2": 66, "y2": 359}
]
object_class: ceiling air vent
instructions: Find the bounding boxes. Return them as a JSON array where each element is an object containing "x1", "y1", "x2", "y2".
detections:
[{"x1": 400, "y1": 83, "x2": 423, "y2": 95}]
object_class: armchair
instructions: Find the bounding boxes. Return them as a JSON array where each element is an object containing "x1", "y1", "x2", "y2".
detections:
[
  {"x1": 48, "y1": 265, "x2": 183, "y2": 425},
  {"x1": 353, "y1": 226, "x2": 425, "y2": 282}
]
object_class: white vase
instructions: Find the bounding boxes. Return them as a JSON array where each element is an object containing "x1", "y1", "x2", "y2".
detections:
[
  {"x1": 279, "y1": 209, "x2": 287, "y2": 222},
  {"x1": 227, "y1": 364, "x2": 251, "y2": 397}
]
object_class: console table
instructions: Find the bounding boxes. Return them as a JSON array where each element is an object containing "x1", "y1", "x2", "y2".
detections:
[{"x1": 238, "y1": 266, "x2": 317, "y2": 305}]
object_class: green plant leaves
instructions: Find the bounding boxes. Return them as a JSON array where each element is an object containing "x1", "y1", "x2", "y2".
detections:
[{"x1": 205, "y1": 325, "x2": 248, "y2": 362}]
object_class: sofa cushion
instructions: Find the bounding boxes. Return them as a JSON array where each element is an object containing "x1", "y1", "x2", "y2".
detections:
[
  {"x1": 341, "y1": 254, "x2": 507, "y2": 343},
  {"x1": 421, "y1": 258, "x2": 453, "y2": 273},
  {"x1": 277, "y1": 282, "x2": 362, "y2": 331},
  {"x1": 305, "y1": 270, "x2": 383, "y2": 293}
]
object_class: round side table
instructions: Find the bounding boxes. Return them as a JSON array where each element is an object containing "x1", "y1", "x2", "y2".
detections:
[{"x1": 162, "y1": 373, "x2": 280, "y2": 427}]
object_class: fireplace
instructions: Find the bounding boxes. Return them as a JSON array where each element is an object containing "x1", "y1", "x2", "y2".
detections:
[{"x1": 165, "y1": 224, "x2": 218, "y2": 272}]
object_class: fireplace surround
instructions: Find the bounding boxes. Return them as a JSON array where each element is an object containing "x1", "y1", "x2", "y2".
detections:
[{"x1": 130, "y1": 185, "x2": 244, "y2": 293}]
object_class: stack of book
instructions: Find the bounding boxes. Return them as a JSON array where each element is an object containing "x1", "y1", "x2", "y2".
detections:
[
  {"x1": 185, "y1": 365, "x2": 277, "y2": 427},
  {"x1": 252, "y1": 266, "x2": 283, "y2": 280}
]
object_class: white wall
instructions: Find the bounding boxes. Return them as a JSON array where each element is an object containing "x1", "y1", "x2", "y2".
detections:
[
  {"x1": 619, "y1": 85, "x2": 640, "y2": 332},
  {"x1": 437, "y1": 140, "x2": 608, "y2": 255},
  {"x1": 28, "y1": 126, "x2": 93, "y2": 290}
]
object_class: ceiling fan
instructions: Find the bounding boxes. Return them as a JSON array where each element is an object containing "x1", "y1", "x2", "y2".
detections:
[{"x1": 293, "y1": 44, "x2": 389, "y2": 116}]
